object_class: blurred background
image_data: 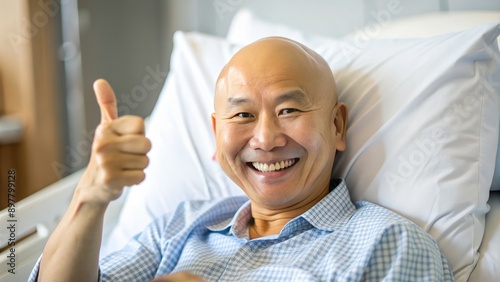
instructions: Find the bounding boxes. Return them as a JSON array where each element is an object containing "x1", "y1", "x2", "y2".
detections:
[{"x1": 1, "y1": 0, "x2": 499, "y2": 208}]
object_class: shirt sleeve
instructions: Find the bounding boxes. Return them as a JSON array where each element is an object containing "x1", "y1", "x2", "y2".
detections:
[
  {"x1": 28, "y1": 254, "x2": 105, "y2": 282},
  {"x1": 362, "y1": 223, "x2": 455, "y2": 281},
  {"x1": 27, "y1": 255, "x2": 42, "y2": 282}
]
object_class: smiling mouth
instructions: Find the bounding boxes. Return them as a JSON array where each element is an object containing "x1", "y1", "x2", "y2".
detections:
[{"x1": 249, "y1": 158, "x2": 299, "y2": 173}]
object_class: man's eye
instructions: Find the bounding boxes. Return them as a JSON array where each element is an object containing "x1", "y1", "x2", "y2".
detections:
[
  {"x1": 279, "y1": 108, "x2": 299, "y2": 115},
  {"x1": 235, "y1": 112, "x2": 253, "y2": 118}
]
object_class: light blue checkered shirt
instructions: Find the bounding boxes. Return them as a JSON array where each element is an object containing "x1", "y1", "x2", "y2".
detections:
[{"x1": 29, "y1": 179, "x2": 453, "y2": 281}]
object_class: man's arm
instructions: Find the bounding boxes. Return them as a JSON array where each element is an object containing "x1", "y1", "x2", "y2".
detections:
[{"x1": 37, "y1": 79, "x2": 151, "y2": 282}]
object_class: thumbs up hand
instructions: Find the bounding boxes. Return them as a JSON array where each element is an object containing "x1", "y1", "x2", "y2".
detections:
[{"x1": 78, "y1": 79, "x2": 151, "y2": 204}]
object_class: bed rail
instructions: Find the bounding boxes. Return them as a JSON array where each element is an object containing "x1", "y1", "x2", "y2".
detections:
[{"x1": 0, "y1": 170, "x2": 83, "y2": 281}]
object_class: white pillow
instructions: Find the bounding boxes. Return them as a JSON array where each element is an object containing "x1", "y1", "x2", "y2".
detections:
[
  {"x1": 109, "y1": 21, "x2": 500, "y2": 282},
  {"x1": 344, "y1": 10, "x2": 500, "y2": 192}
]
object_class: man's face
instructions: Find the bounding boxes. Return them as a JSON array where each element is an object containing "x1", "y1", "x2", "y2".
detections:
[{"x1": 212, "y1": 38, "x2": 347, "y2": 210}]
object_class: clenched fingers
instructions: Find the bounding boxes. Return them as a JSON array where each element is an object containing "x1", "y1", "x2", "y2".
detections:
[
  {"x1": 108, "y1": 115, "x2": 146, "y2": 135},
  {"x1": 117, "y1": 134, "x2": 152, "y2": 154},
  {"x1": 95, "y1": 154, "x2": 150, "y2": 170},
  {"x1": 96, "y1": 169, "x2": 148, "y2": 191},
  {"x1": 93, "y1": 119, "x2": 151, "y2": 156}
]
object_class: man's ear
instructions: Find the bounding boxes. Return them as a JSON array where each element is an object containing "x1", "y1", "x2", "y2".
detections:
[
  {"x1": 211, "y1": 113, "x2": 217, "y2": 135},
  {"x1": 211, "y1": 113, "x2": 218, "y2": 161},
  {"x1": 333, "y1": 102, "x2": 348, "y2": 151}
]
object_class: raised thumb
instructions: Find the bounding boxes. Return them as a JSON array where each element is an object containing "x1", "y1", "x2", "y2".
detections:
[{"x1": 94, "y1": 79, "x2": 118, "y2": 123}]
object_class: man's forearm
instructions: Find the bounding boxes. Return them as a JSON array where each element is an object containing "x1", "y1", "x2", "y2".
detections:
[{"x1": 38, "y1": 188, "x2": 108, "y2": 282}]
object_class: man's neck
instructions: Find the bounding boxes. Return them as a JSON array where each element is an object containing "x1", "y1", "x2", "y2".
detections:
[{"x1": 248, "y1": 187, "x2": 329, "y2": 239}]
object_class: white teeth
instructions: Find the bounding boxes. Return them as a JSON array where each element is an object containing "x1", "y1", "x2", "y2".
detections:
[{"x1": 252, "y1": 159, "x2": 296, "y2": 172}]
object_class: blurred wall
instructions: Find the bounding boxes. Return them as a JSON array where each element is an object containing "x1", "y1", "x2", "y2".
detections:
[
  {"x1": 67, "y1": 0, "x2": 168, "y2": 173},
  {"x1": 78, "y1": 0, "x2": 166, "y2": 133},
  {"x1": 68, "y1": 0, "x2": 500, "y2": 174}
]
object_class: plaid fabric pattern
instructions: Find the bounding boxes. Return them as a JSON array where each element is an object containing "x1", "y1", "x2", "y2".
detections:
[{"x1": 29, "y1": 180, "x2": 453, "y2": 282}]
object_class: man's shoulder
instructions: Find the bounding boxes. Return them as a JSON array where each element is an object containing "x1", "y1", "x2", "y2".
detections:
[
  {"x1": 353, "y1": 201, "x2": 409, "y2": 222},
  {"x1": 351, "y1": 201, "x2": 429, "y2": 239}
]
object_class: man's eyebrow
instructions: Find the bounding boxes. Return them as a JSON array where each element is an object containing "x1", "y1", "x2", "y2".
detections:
[
  {"x1": 226, "y1": 97, "x2": 252, "y2": 109},
  {"x1": 224, "y1": 96, "x2": 254, "y2": 112},
  {"x1": 275, "y1": 90, "x2": 311, "y2": 106},
  {"x1": 227, "y1": 96, "x2": 250, "y2": 105}
]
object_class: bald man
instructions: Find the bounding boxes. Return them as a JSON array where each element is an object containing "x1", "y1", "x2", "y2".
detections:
[{"x1": 30, "y1": 37, "x2": 453, "y2": 282}]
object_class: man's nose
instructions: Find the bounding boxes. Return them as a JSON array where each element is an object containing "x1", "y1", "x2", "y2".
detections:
[{"x1": 249, "y1": 115, "x2": 286, "y2": 151}]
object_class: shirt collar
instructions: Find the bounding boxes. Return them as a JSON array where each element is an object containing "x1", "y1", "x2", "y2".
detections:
[
  {"x1": 207, "y1": 200, "x2": 252, "y2": 237},
  {"x1": 300, "y1": 179, "x2": 356, "y2": 231},
  {"x1": 207, "y1": 179, "x2": 356, "y2": 237}
]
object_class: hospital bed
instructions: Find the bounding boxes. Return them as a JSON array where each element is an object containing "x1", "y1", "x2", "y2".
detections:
[{"x1": 1, "y1": 5, "x2": 499, "y2": 282}]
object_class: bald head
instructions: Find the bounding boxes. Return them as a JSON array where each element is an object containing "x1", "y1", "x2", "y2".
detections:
[{"x1": 215, "y1": 37, "x2": 337, "y2": 110}]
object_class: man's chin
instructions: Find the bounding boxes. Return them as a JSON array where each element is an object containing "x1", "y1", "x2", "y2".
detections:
[{"x1": 248, "y1": 188, "x2": 299, "y2": 209}]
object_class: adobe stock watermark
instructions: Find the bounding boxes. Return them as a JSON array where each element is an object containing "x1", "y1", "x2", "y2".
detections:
[
  {"x1": 213, "y1": 0, "x2": 245, "y2": 20},
  {"x1": 8, "y1": 0, "x2": 66, "y2": 54},
  {"x1": 340, "y1": 0, "x2": 408, "y2": 60},
  {"x1": 116, "y1": 65, "x2": 167, "y2": 116},
  {"x1": 383, "y1": 79, "x2": 493, "y2": 190},
  {"x1": 51, "y1": 64, "x2": 167, "y2": 178},
  {"x1": 51, "y1": 127, "x2": 94, "y2": 178}
]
